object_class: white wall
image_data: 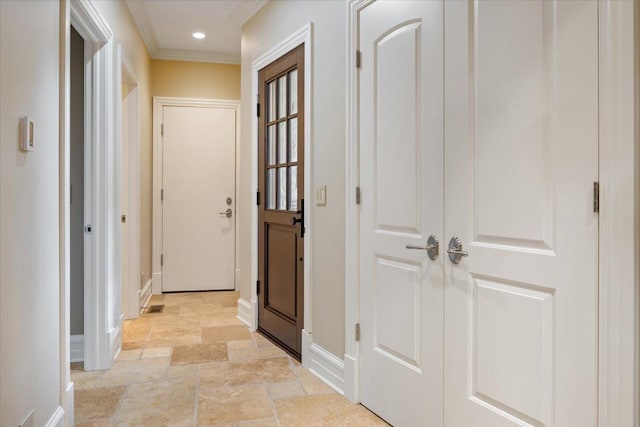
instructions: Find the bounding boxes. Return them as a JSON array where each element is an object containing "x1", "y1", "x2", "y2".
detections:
[
  {"x1": 0, "y1": 0, "x2": 62, "y2": 425},
  {"x1": 240, "y1": 1, "x2": 347, "y2": 358}
]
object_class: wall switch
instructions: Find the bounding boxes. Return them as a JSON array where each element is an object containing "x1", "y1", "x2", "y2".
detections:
[
  {"x1": 20, "y1": 116, "x2": 35, "y2": 152},
  {"x1": 19, "y1": 410, "x2": 34, "y2": 427},
  {"x1": 316, "y1": 185, "x2": 327, "y2": 206}
]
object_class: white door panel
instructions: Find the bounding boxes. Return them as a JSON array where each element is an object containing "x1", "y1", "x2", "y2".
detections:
[
  {"x1": 162, "y1": 106, "x2": 236, "y2": 292},
  {"x1": 359, "y1": 2, "x2": 444, "y2": 426},
  {"x1": 444, "y1": 1, "x2": 598, "y2": 426}
]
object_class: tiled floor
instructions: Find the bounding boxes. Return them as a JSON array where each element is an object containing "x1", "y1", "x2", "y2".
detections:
[{"x1": 72, "y1": 291, "x2": 388, "y2": 426}]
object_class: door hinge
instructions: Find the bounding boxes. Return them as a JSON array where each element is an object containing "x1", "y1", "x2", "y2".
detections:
[
  {"x1": 356, "y1": 50, "x2": 362, "y2": 69},
  {"x1": 256, "y1": 280, "x2": 261, "y2": 295},
  {"x1": 161, "y1": 123, "x2": 164, "y2": 136},
  {"x1": 355, "y1": 323, "x2": 360, "y2": 341},
  {"x1": 161, "y1": 189, "x2": 164, "y2": 201},
  {"x1": 257, "y1": 190, "x2": 261, "y2": 206},
  {"x1": 593, "y1": 181, "x2": 600, "y2": 213},
  {"x1": 257, "y1": 103, "x2": 260, "y2": 117},
  {"x1": 160, "y1": 254, "x2": 164, "y2": 266},
  {"x1": 355, "y1": 187, "x2": 361, "y2": 205}
]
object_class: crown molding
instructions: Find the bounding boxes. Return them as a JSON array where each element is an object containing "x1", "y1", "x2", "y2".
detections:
[
  {"x1": 229, "y1": 0, "x2": 268, "y2": 27},
  {"x1": 125, "y1": 0, "x2": 158, "y2": 54},
  {"x1": 152, "y1": 48, "x2": 240, "y2": 65}
]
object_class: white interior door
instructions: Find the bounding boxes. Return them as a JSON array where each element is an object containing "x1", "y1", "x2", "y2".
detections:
[
  {"x1": 443, "y1": 1, "x2": 599, "y2": 426},
  {"x1": 359, "y1": 2, "x2": 444, "y2": 426},
  {"x1": 162, "y1": 105, "x2": 236, "y2": 292}
]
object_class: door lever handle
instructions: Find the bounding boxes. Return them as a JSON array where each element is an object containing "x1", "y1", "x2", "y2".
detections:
[
  {"x1": 219, "y1": 208, "x2": 232, "y2": 218},
  {"x1": 406, "y1": 235, "x2": 439, "y2": 261},
  {"x1": 447, "y1": 237, "x2": 468, "y2": 264}
]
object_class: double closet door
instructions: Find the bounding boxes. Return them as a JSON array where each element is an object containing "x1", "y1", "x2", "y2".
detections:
[{"x1": 358, "y1": 1, "x2": 599, "y2": 426}]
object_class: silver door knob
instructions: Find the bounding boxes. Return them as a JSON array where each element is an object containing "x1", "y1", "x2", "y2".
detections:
[
  {"x1": 406, "y1": 235, "x2": 439, "y2": 260},
  {"x1": 447, "y1": 237, "x2": 468, "y2": 264},
  {"x1": 219, "y1": 208, "x2": 232, "y2": 218}
]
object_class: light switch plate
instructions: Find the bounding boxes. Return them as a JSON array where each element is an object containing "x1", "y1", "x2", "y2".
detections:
[{"x1": 316, "y1": 185, "x2": 327, "y2": 206}]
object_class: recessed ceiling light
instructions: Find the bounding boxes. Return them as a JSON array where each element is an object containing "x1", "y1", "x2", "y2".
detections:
[{"x1": 192, "y1": 32, "x2": 206, "y2": 40}]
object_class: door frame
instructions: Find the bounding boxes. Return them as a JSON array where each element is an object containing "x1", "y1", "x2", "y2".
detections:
[
  {"x1": 152, "y1": 97, "x2": 241, "y2": 294},
  {"x1": 243, "y1": 23, "x2": 314, "y2": 365},
  {"x1": 63, "y1": 0, "x2": 119, "y2": 375},
  {"x1": 344, "y1": 0, "x2": 639, "y2": 424},
  {"x1": 117, "y1": 44, "x2": 141, "y2": 319}
]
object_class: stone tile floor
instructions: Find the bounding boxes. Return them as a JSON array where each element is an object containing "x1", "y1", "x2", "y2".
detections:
[{"x1": 72, "y1": 291, "x2": 388, "y2": 426}]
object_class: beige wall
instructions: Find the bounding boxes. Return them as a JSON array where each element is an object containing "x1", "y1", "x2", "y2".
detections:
[
  {"x1": 241, "y1": 1, "x2": 347, "y2": 358},
  {"x1": 152, "y1": 60, "x2": 241, "y2": 100},
  {"x1": 0, "y1": 1, "x2": 61, "y2": 425},
  {"x1": 93, "y1": 0, "x2": 153, "y2": 290}
]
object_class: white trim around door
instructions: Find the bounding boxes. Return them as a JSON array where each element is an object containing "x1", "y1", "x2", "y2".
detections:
[
  {"x1": 69, "y1": 0, "x2": 117, "y2": 373},
  {"x1": 241, "y1": 23, "x2": 314, "y2": 367},
  {"x1": 344, "y1": 0, "x2": 639, "y2": 421},
  {"x1": 152, "y1": 97, "x2": 241, "y2": 294}
]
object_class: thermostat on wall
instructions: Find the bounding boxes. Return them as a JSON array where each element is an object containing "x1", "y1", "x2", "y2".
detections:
[{"x1": 20, "y1": 116, "x2": 35, "y2": 152}]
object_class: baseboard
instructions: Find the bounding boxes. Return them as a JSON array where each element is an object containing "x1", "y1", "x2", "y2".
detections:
[
  {"x1": 139, "y1": 278, "x2": 152, "y2": 313},
  {"x1": 70, "y1": 335, "x2": 84, "y2": 363},
  {"x1": 110, "y1": 314, "x2": 123, "y2": 362},
  {"x1": 44, "y1": 406, "x2": 65, "y2": 427},
  {"x1": 307, "y1": 341, "x2": 345, "y2": 395},
  {"x1": 61, "y1": 381, "x2": 74, "y2": 427},
  {"x1": 237, "y1": 297, "x2": 256, "y2": 330},
  {"x1": 301, "y1": 329, "x2": 312, "y2": 368},
  {"x1": 343, "y1": 353, "x2": 359, "y2": 402}
]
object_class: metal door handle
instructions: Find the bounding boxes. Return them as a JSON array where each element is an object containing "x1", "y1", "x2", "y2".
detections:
[
  {"x1": 219, "y1": 208, "x2": 232, "y2": 218},
  {"x1": 447, "y1": 237, "x2": 468, "y2": 264},
  {"x1": 406, "y1": 235, "x2": 439, "y2": 260}
]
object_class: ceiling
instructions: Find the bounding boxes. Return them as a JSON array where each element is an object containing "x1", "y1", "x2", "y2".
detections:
[{"x1": 126, "y1": 0, "x2": 267, "y2": 64}]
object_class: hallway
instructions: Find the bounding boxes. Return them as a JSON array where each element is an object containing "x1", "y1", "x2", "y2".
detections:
[{"x1": 72, "y1": 291, "x2": 387, "y2": 426}]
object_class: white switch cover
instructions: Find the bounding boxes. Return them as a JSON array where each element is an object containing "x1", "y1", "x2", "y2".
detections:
[{"x1": 316, "y1": 185, "x2": 327, "y2": 206}]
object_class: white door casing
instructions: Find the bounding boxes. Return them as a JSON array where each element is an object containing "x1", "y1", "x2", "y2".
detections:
[
  {"x1": 358, "y1": 2, "x2": 444, "y2": 426},
  {"x1": 443, "y1": 1, "x2": 599, "y2": 426},
  {"x1": 161, "y1": 104, "x2": 237, "y2": 292}
]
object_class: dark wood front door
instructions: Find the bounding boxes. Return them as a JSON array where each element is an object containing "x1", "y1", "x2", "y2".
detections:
[{"x1": 257, "y1": 44, "x2": 305, "y2": 358}]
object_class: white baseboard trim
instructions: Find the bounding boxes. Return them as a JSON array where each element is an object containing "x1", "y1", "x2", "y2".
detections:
[
  {"x1": 237, "y1": 297, "x2": 256, "y2": 331},
  {"x1": 139, "y1": 278, "x2": 152, "y2": 312},
  {"x1": 70, "y1": 335, "x2": 84, "y2": 363},
  {"x1": 307, "y1": 341, "x2": 345, "y2": 395},
  {"x1": 61, "y1": 381, "x2": 74, "y2": 427},
  {"x1": 152, "y1": 271, "x2": 162, "y2": 294},
  {"x1": 301, "y1": 329, "x2": 312, "y2": 368},
  {"x1": 110, "y1": 315, "x2": 123, "y2": 362},
  {"x1": 343, "y1": 354, "x2": 359, "y2": 403},
  {"x1": 45, "y1": 406, "x2": 65, "y2": 427}
]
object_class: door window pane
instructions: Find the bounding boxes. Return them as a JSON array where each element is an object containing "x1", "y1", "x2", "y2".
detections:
[
  {"x1": 289, "y1": 118, "x2": 298, "y2": 162},
  {"x1": 278, "y1": 75, "x2": 287, "y2": 119},
  {"x1": 278, "y1": 121, "x2": 287, "y2": 164},
  {"x1": 267, "y1": 125, "x2": 276, "y2": 165},
  {"x1": 277, "y1": 167, "x2": 287, "y2": 210},
  {"x1": 267, "y1": 168, "x2": 275, "y2": 210},
  {"x1": 289, "y1": 166, "x2": 298, "y2": 211},
  {"x1": 267, "y1": 81, "x2": 276, "y2": 122},
  {"x1": 289, "y1": 69, "x2": 298, "y2": 115}
]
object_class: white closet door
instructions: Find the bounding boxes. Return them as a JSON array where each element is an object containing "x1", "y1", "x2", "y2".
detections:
[
  {"x1": 443, "y1": 1, "x2": 599, "y2": 426},
  {"x1": 358, "y1": 1, "x2": 444, "y2": 426}
]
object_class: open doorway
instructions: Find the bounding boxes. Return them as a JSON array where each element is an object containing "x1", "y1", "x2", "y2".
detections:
[
  {"x1": 119, "y1": 46, "x2": 142, "y2": 320},
  {"x1": 69, "y1": 25, "x2": 85, "y2": 363}
]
